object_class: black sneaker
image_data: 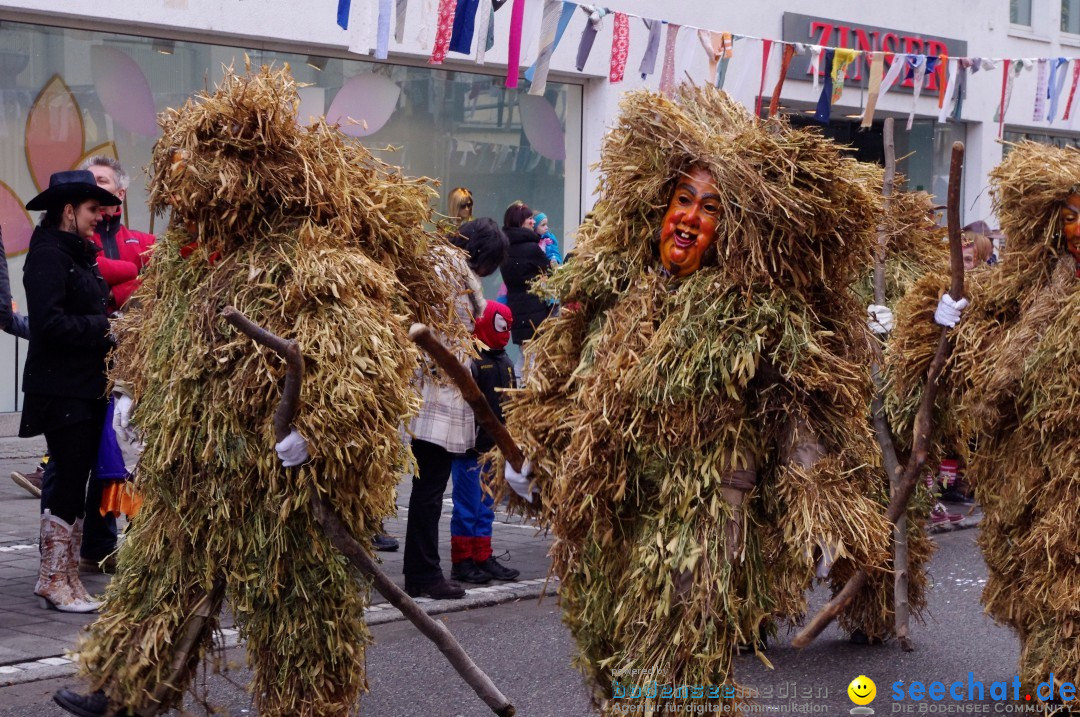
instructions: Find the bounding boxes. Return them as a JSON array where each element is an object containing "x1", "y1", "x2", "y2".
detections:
[
  {"x1": 53, "y1": 688, "x2": 130, "y2": 717},
  {"x1": 404, "y1": 578, "x2": 466, "y2": 600},
  {"x1": 451, "y1": 558, "x2": 492, "y2": 584},
  {"x1": 372, "y1": 534, "x2": 399, "y2": 552},
  {"x1": 477, "y1": 555, "x2": 520, "y2": 581}
]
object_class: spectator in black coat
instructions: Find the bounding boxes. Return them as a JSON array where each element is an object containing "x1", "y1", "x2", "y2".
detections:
[
  {"x1": 499, "y1": 202, "x2": 551, "y2": 346},
  {"x1": 20, "y1": 170, "x2": 120, "y2": 613}
]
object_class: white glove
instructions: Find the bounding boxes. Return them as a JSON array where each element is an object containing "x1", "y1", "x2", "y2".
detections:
[
  {"x1": 933, "y1": 293, "x2": 969, "y2": 328},
  {"x1": 275, "y1": 429, "x2": 310, "y2": 468},
  {"x1": 112, "y1": 393, "x2": 137, "y2": 444},
  {"x1": 504, "y1": 459, "x2": 537, "y2": 504},
  {"x1": 866, "y1": 304, "x2": 894, "y2": 335}
]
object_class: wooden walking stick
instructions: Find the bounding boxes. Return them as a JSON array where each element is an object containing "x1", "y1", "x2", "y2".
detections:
[
  {"x1": 868, "y1": 118, "x2": 915, "y2": 652},
  {"x1": 408, "y1": 323, "x2": 526, "y2": 473},
  {"x1": 221, "y1": 307, "x2": 516, "y2": 717},
  {"x1": 793, "y1": 141, "x2": 967, "y2": 649}
]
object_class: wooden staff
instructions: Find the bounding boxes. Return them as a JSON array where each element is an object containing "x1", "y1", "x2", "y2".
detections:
[
  {"x1": 794, "y1": 141, "x2": 967, "y2": 649},
  {"x1": 868, "y1": 117, "x2": 915, "y2": 652},
  {"x1": 222, "y1": 307, "x2": 516, "y2": 717},
  {"x1": 408, "y1": 323, "x2": 526, "y2": 473}
]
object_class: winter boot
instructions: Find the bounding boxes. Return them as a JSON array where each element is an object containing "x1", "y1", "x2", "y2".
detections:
[
  {"x1": 53, "y1": 688, "x2": 133, "y2": 717},
  {"x1": 35, "y1": 511, "x2": 99, "y2": 613},
  {"x1": 66, "y1": 519, "x2": 102, "y2": 608}
]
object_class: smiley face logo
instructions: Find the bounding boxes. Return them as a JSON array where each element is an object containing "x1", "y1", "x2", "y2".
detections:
[{"x1": 848, "y1": 675, "x2": 877, "y2": 706}]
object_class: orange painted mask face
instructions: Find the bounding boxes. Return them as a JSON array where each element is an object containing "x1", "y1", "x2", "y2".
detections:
[
  {"x1": 659, "y1": 166, "x2": 721, "y2": 278},
  {"x1": 1063, "y1": 193, "x2": 1080, "y2": 272}
]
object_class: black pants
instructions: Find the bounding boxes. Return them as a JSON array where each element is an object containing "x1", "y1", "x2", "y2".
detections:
[
  {"x1": 404, "y1": 439, "x2": 454, "y2": 587},
  {"x1": 40, "y1": 459, "x2": 117, "y2": 560},
  {"x1": 42, "y1": 413, "x2": 106, "y2": 526}
]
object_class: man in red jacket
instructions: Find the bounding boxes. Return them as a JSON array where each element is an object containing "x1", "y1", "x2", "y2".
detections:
[{"x1": 82, "y1": 157, "x2": 154, "y2": 311}]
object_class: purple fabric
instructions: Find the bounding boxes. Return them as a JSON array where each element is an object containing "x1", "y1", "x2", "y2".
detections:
[{"x1": 93, "y1": 397, "x2": 128, "y2": 481}]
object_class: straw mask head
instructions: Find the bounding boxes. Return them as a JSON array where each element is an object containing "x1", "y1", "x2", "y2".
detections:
[{"x1": 659, "y1": 166, "x2": 721, "y2": 278}]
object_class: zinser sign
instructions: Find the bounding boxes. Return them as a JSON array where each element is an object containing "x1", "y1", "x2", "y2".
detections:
[{"x1": 781, "y1": 13, "x2": 968, "y2": 94}]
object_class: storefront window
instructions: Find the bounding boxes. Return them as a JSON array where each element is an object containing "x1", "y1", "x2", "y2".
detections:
[
  {"x1": 1004, "y1": 127, "x2": 1080, "y2": 150},
  {"x1": 0, "y1": 19, "x2": 582, "y2": 411}
]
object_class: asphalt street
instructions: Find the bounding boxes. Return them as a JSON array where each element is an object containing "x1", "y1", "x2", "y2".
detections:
[{"x1": 0, "y1": 527, "x2": 1031, "y2": 717}]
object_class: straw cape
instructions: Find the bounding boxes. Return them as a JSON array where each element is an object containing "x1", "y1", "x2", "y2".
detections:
[
  {"x1": 501, "y1": 85, "x2": 892, "y2": 712},
  {"x1": 73, "y1": 64, "x2": 465, "y2": 716},
  {"x1": 888, "y1": 141, "x2": 1080, "y2": 702}
]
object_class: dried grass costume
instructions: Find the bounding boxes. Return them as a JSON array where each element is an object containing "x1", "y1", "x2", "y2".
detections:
[
  {"x1": 502, "y1": 86, "x2": 891, "y2": 712},
  {"x1": 73, "y1": 66, "x2": 463, "y2": 716},
  {"x1": 889, "y1": 142, "x2": 1080, "y2": 703}
]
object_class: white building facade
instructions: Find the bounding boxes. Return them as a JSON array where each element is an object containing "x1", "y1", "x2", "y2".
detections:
[{"x1": 0, "y1": 0, "x2": 1075, "y2": 414}]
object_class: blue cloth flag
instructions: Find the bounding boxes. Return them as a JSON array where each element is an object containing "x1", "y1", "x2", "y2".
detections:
[{"x1": 337, "y1": 0, "x2": 351, "y2": 30}]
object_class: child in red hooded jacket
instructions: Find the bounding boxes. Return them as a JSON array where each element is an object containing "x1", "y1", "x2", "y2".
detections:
[{"x1": 448, "y1": 301, "x2": 521, "y2": 584}]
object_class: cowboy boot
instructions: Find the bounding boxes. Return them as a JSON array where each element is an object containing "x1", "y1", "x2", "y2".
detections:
[
  {"x1": 35, "y1": 511, "x2": 98, "y2": 613},
  {"x1": 66, "y1": 518, "x2": 102, "y2": 609}
]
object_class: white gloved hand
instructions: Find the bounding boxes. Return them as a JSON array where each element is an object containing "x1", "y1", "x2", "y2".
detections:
[
  {"x1": 504, "y1": 459, "x2": 537, "y2": 503},
  {"x1": 275, "y1": 429, "x2": 310, "y2": 468},
  {"x1": 933, "y1": 292, "x2": 969, "y2": 328},
  {"x1": 112, "y1": 393, "x2": 137, "y2": 444},
  {"x1": 867, "y1": 304, "x2": 895, "y2": 334},
  {"x1": 815, "y1": 538, "x2": 837, "y2": 579}
]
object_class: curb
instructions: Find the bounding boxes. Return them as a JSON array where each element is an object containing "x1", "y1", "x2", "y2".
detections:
[{"x1": 0, "y1": 576, "x2": 558, "y2": 688}]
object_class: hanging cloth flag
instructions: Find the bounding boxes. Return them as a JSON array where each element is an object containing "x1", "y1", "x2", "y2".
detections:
[
  {"x1": 717, "y1": 34, "x2": 736, "y2": 89},
  {"x1": 768, "y1": 43, "x2": 797, "y2": 117},
  {"x1": 448, "y1": 0, "x2": 481, "y2": 54},
  {"x1": 860, "y1": 52, "x2": 886, "y2": 128},
  {"x1": 830, "y1": 48, "x2": 858, "y2": 104},
  {"x1": 754, "y1": 39, "x2": 774, "y2": 118},
  {"x1": 338, "y1": 0, "x2": 352, "y2": 29},
  {"x1": 880, "y1": 52, "x2": 908, "y2": 98},
  {"x1": 1063, "y1": 60, "x2": 1080, "y2": 121},
  {"x1": 526, "y1": 1, "x2": 575, "y2": 88},
  {"x1": 375, "y1": 0, "x2": 394, "y2": 58},
  {"x1": 906, "y1": 55, "x2": 928, "y2": 130},
  {"x1": 1047, "y1": 58, "x2": 1069, "y2": 122},
  {"x1": 659, "y1": 23, "x2": 682, "y2": 96},
  {"x1": 935, "y1": 54, "x2": 948, "y2": 108},
  {"x1": 639, "y1": 19, "x2": 663, "y2": 79},
  {"x1": 609, "y1": 13, "x2": 631, "y2": 83},
  {"x1": 575, "y1": 5, "x2": 607, "y2": 71},
  {"x1": 937, "y1": 59, "x2": 961, "y2": 123},
  {"x1": 1034, "y1": 58, "x2": 1049, "y2": 121},
  {"x1": 996, "y1": 59, "x2": 1013, "y2": 138},
  {"x1": 809, "y1": 45, "x2": 823, "y2": 91},
  {"x1": 814, "y1": 48, "x2": 835, "y2": 123},
  {"x1": 504, "y1": 0, "x2": 525, "y2": 88},
  {"x1": 395, "y1": 0, "x2": 409, "y2": 42},
  {"x1": 429, "y1": 0, "x2": 458, "y2": 64},
  {"x1": 698, "y1": 30, "x2": 731, "y2": 87},
  {"x1": 474, "y1": 0, "x2": 493, "y2": 64}
]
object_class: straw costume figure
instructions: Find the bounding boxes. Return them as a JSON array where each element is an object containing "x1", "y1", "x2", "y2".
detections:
[
  {"x1": 501, "y1": 86, "x2": 892, "y2": 712},
  {"x1": 55, "y1": 65, "x2": 464, "y2": 717},
  {"x1": 888, "y1": 141, "x2": 1080, "y2": 707}
]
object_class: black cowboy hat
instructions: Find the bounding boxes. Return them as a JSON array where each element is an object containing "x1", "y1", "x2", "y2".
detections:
[{"x1": 25, "y1": 170, "x2": 121, "y2": 211}]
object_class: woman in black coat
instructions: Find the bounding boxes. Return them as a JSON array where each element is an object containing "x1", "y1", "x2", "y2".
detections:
[
  {"x1": 20, "y1": 170, "x2": 120, "y2": 613},
  {"x1": 499, "y1": 203, "x2": 552, "y2": 346}
]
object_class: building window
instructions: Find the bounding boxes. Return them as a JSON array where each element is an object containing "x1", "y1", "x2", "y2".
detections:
[
  {"x1": 1003, "y1": 128, "x2": 1080, "y2": 150},
  {"x1": 1011, "y1": 0, "x2": 1033, "y2": 25},
  {"x1": 1064, "y1": 0, "x2": 1080, "y2": 32},
  {"x1": 0, "y1": 19, "x2": 583, "y2": 410}
]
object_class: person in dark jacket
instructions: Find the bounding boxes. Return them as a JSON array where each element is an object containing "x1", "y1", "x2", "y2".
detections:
[
  {"x1": 499, "y1": 202, "x2": 552, "y2": 346},
  {"x1": 20, "y1": 170, "x2": 120, "y2": 613},
  {"x1": 448, "y1": 300, "x2": 520, "y2": 584}
]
